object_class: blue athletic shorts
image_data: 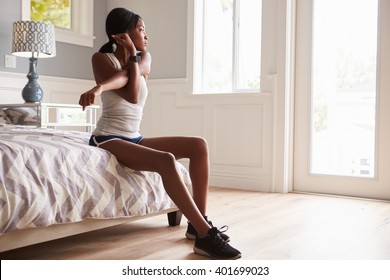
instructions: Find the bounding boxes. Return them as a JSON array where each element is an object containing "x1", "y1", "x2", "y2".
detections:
[{"x1": 89, "y1": 135, "x2": 144, "y2": 147}]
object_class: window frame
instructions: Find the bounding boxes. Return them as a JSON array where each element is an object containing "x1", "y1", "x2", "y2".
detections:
[
  {"x1": 191, "y1": 0, "x2": 262, "y2": 94},
  {"x1": 21, "y1": 0, "x2": 95, "y2": 47}
]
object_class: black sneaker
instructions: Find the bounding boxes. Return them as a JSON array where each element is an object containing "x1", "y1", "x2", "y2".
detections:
[
  {"x1": 194, "y1": 227, "x2": 241, "y2": 259},
  {"x1": 186, "y1": 217, "x2": 230, "y2": 242}
]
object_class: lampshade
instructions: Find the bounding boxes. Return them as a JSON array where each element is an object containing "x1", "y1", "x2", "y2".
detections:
[
  {"x1": 12, "y1": 21, "x2": 56, "y2": 58},
  {"x1": 11, "y1": 21, "x2": 56, "y2": 102}
]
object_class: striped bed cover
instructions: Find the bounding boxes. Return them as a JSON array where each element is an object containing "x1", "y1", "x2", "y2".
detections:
[{"x1": 0, "y1": 126, "x2": 190, "y2": 234}]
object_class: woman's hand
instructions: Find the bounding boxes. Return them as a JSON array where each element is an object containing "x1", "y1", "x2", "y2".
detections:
[
  {"x1": 79, "y1": 85, "x2": 103, "y2": 110},
  {"x1": 111, "y1": 33, "x2": 136, "y2": 54}
]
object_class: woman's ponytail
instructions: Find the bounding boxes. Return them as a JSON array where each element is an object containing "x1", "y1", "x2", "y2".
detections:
[{"x1": 99, "y1": 40, "x2": 115, "y2": 53}]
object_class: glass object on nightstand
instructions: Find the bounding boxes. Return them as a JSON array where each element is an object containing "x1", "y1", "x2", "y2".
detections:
[
  {"x1": 40, "y1": 103, "x2": 99, "y2": 132},
  {"x1": 0, "y1": 103, "x2": 99, "y2": 132}
]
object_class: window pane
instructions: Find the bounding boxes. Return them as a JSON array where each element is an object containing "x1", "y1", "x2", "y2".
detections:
[
  {"x1": 31, "y1": 0, "x2": 71, "y2": 29},
  {"x1": 311, "y1": 0, "x2": 378, "y2": 177},
  {"x1": 237, "y1": 0, "x2": 261, "y2": 90},
  {"x1": 203, "y1": 0, "x2": 233, "y2": 92}
]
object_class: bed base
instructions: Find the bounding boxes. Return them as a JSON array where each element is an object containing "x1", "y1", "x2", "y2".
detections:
[{"x1": 0, "y1": 209, "x2": 182, "y2": 253}]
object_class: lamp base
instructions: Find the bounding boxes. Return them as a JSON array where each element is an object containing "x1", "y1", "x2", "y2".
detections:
[
  {"x1": 22, "y1": 85, "x2": 43, "y2": 103},
  {"x1": 22, "y1": 57, "x2": 43, "y2": 103}
]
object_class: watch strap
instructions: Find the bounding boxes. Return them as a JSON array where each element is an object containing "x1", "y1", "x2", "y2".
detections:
[{"x1": 129, "y1": 55, "x2": 141, "y2": 63}]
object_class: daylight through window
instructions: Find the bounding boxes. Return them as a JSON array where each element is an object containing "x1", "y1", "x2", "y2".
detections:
[
  {"x1": 196, "y1": 0, "x2": 262, "y2": 93},
  {"x1": 31, "y1": 0, "x2": 71, "y2": 30}
]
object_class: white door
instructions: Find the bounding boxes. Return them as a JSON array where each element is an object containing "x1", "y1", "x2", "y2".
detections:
[{"x1": 294, "y1": 0, "x2": 390, "y2": 200}]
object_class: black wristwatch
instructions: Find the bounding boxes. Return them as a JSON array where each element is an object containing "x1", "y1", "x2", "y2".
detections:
[{"x1": 129, "y1": 55, "x2": 141, "y2": 63}]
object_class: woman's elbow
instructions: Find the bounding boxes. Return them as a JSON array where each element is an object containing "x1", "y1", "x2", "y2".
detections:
[{"x1": 128, "y1": 97, "x2": 139, "y2": 104}]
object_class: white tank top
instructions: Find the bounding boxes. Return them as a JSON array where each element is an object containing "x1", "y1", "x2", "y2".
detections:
[{"x1": 92, "y1": 53, "x2": 148, "y2": 138}]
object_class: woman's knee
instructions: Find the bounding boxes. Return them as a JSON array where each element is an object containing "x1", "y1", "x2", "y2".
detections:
[
  {"x1": 157, "y1": 151, "x2": 177, "y2": 173},
  {"x1": 191, "y1": 137, "x2": 209, "y2": 158}
]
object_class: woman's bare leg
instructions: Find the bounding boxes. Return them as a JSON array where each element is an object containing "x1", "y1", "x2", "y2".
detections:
[
  {"x1": 140, "y1": 136, "x2": 209, "y2": 215},
  {"x1": 99, "y1": 139, "x2": 211, "y2": 236}
]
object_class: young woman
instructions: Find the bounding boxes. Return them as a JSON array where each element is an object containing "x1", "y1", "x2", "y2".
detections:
[{"x1": 79, "y1": 7, "x2": 241, "y2": 260}]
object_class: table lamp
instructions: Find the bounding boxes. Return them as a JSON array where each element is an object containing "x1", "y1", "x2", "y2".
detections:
[{"x1": 12, "y1": 21, "x2": 56, "y2": 103}]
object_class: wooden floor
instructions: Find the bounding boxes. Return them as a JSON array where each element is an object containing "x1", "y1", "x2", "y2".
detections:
[{"x1": 1, "y1": 187, "x2": 390, "y2": 260}]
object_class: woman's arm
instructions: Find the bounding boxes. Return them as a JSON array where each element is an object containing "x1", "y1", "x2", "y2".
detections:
[
  {"x1": 79, "y1": 50, "x2": 151, "y2": 110},
  {"x1": 138, "y1": 51, "x2": 152, "y2": 80},
  {"x1": 109, "y1": 33, "x2": 142, "y2": 103},
  {"x1": 78, "y1": 52, "x2": 129, "y2": 110},
  {"x1": 93, "y1": 51, "x2": 151, "y2": 94}
]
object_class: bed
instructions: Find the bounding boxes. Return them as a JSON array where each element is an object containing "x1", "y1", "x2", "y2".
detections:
[{"x1": 0, "y1": 109, "x2": 190, "y2": 252}]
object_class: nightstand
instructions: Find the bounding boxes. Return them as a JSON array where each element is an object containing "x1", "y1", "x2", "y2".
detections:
[{"x1": 0, "y1": 102, "x2": 100, "y2": 132}]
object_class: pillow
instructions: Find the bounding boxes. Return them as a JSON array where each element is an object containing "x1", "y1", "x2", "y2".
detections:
[
  {"x1": 3, "y1": 107, "x2": 38, "y2": 125},
  {"x1": 0, "y1": 109, "x2": 10, "y2": 126}
]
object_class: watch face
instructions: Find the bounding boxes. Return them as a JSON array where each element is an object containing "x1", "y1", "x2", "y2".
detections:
[{"x1": 130, "y1": 55, "x2": 140, "y2": 62}]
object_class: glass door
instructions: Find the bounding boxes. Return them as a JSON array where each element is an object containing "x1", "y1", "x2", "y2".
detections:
[{"x1": 294, "y1": 0, "x2": 390, "y2": 200}]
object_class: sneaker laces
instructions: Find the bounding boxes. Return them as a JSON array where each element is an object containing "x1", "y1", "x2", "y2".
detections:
[
  {"x1": 208, "y1": 220, "x2": 229, "y2": 235},
  {"x1": 209, "y1": 227, "x2": 227, "y2": 249},
  {"x1": 217, "y1": 225, "x2": 229, "y2": 234}
]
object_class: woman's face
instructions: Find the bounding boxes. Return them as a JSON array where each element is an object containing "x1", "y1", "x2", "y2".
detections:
[{"x1": 130, "y1": 19, "x2": 148, "y2": 52}]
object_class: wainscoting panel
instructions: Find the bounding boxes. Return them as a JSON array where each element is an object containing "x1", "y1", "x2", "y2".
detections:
[
  {"x1": 145, "y1": 78, "x2": 276, "y2": 192},
  {"x1": 150, "y1": 91, "x2": 205, "y2": 137},
  {"x1": 211, "y1": 104, "x2": 264, "y2": 167}
]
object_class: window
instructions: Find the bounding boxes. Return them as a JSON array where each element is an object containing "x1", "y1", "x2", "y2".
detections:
[
  {"x1": 21, "y1": 0, "x2": 94, "y2": 47},
  {"x1": 194, "y1": 0, "x2": 262, "y2": 93},
  {"x1": 31, "y1": 0, "x2": 71, "y2": 29}
]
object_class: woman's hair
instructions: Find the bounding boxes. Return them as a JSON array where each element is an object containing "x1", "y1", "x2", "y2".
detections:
[{"x1": 99, "y1": 8, "x2": 142, "y2": 53}]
